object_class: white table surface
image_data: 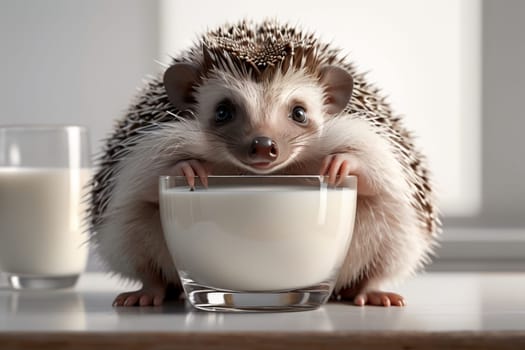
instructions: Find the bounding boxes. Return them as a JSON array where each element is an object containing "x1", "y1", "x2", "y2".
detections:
[{"x1": 1, "y1": 272, "x2": 524, "y2": 349}]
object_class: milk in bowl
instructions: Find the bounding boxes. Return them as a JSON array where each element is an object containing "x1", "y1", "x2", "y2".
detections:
[{"x1": 159, "y1": 175, "x2": 357, "y2": 312}]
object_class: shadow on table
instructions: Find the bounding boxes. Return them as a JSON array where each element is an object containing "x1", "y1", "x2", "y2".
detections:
[{"x1": 112, "y1": 299, "x2": 191, "y2": 315}]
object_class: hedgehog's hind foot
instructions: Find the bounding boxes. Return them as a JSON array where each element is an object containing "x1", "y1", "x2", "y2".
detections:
[
  {"x1": 353, "y1": 291, "x2": 406, "y2": 307},
  {"x1": 113, "y1": 283, "x2": 167, "y2": 307},
  {"x1": 334, "y1": 286, "x2": 406, "y2": 307}
]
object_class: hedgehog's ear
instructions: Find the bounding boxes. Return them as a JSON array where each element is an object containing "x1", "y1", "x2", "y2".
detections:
[
  {"x1": 320, "y1": 66, "x2": 353, "y2": 115},
  {"x1": 163, "y1": 63, "x2": 200, "y2": 110}
]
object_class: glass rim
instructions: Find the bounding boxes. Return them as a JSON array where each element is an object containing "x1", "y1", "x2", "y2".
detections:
[
  {"x1": 160, "y1": 175, "x2": 358, "y2": 188},
  {"x1": 161, "y1": 175, "x2": 357, "y2": 179},
  {"x1": 0, "y1": 124, "x2": 88, "y2": 132}
]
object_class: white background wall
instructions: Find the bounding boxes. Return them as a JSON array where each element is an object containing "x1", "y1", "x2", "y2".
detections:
[{"x1": 0, "y1": 0, "x2": 159, "y2": 158}]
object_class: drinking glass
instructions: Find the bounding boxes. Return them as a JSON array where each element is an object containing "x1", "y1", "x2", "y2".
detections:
[
  {"x1": 0, "y1": 125, "x2": 91, "y2": 289},
  {"x1": 159, "y1": 175, "x2": 357, "y2": 312}
]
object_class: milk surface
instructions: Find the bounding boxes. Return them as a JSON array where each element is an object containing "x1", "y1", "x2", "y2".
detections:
[
  {"x1": 0, "y1": 168, "x2": 91, "y2": 276},
  {"x1": 160, "y1": 186, "x2": 357, "y2": 291}
]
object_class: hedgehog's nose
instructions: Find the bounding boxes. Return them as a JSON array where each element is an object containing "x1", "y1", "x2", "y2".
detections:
[{"x1": 250, "y1": 136, "x2": 278, "y2": 161}]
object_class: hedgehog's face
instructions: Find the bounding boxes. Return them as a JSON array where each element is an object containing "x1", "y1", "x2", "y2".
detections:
[{"x1": 164, "y1": 63, "x2": 353, "y2": 174}]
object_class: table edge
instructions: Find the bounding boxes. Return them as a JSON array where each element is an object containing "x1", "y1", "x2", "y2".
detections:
[{"x1": 1, "y1": 330, "x2": 524, "y2": 350}]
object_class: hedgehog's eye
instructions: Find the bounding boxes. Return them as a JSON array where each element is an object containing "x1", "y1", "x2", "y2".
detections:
[
  {"x1": 290, "y1": 106, "x2": 307, "y2": 125},
  {"x1": 215, "y1": 102, "x2": 234, "y2": 124}
]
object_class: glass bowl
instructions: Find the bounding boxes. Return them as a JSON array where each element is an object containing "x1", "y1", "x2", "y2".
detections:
[{"x1": 159, "y1": 175, "x2": 357, "y2": 312}]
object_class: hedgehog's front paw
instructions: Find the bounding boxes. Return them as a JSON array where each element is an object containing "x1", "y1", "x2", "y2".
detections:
[
  {"x1": 320, "y1": 153, "x2": 376, "y2": 195},
  {"x1": 171, "y1": 159, "x2": 210, "y2": 189}
]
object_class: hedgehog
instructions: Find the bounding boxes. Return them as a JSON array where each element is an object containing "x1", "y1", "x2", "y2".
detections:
[{"x1": 90, "y1": 19, "x2": 440, "y2": 307}]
